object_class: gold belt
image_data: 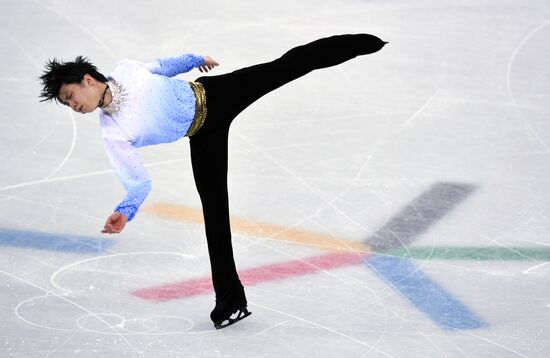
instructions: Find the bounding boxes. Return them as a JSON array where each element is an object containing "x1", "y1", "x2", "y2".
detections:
[{"x1": 185, "y1": 81, "x2": 207, "y2": 137}]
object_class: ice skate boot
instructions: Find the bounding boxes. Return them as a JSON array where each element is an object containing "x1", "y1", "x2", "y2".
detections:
[
  {"x1": 210, "y1": 292, "x2": 251, "y2": 329},
  {"x1": 352, "y1": 33, "x2": 388, "y2": 55}
]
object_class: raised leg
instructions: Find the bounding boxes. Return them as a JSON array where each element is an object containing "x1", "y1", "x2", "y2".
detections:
[{"x1": 197, "y1": 33, "x2": 387, "y2": 122}]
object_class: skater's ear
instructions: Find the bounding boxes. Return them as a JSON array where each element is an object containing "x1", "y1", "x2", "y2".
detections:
[{"x1": 82, "y1": 73, "x2": 97, "y2": 87}]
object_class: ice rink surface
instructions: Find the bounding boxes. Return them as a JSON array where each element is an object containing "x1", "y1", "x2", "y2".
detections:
[{"x1": 1, "y1": 0, "x2": 550, "y2": 357}]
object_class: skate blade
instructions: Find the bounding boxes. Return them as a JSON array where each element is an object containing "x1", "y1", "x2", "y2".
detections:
[{"x1": 214, "y1": 308, "x2": 252, "y2": 330}]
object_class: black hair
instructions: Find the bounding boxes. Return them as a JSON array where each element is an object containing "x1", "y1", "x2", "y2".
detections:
[{"x1": 39, "y1": 56, "x2": 108, "y2": 103}]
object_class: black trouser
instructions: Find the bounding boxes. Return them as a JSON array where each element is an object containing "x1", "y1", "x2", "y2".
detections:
[{"x1": 189, "y1": 34, "x2": 386, "y2": 304}]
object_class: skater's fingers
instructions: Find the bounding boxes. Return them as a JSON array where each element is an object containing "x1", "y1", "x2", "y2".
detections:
[
  {"x1": 209, "y1": 59, "x2": 219, "y2": 66},
  {"x1": 102, "y1": 227, "x2": 119, "y2": 234},
  {"x1": 202, "y1": 57, "x2": 219, "y2": 71}
]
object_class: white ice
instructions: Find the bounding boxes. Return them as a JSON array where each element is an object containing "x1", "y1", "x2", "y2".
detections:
[{"x1": 1, "y1": 0, "x2": 549, "y2": 357}]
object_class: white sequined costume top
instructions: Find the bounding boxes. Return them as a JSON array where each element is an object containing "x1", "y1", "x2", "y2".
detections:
[{"x1": 99, "y1": 54, "x2": 204, "y2": 221}]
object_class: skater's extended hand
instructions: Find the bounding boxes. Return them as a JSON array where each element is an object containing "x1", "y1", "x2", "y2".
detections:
[
  {"x1": 199, "y1": 56, "x2": 219, "y2": 73},
  {"x1": 101, "y1": 212, "x2": 127, "y2": 234}
]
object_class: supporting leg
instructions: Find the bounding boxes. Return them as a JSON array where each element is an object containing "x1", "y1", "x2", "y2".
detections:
[{"x1": 189, "y1": 126, "x2": 246, "y2": 309}]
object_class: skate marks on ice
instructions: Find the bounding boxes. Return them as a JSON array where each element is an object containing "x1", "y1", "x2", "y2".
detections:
[
  {"x1": 14, "y1": 295, "x2": 194, "y2": 336},
  {"x1": 139, "y1": 182, "x2": 486, "y2": 329},
  {"x1": 363, "y1": 183, "x2": 486, "y2": 329},
  {"x1": 142, "y1": 183, "x2": 476, "y2": 254},
  {"x1": 0, "y1": 268, "x2": 144, "y2": 353},
  {"x1": 142, "y1": 202, "x2": 370, "y2": 253},
  {"x1": 364, "y1": 182, "x2": 477, "y2": 252},
  {"x1": 389, "y1": 246, "x2": 550, "y2": 261},
  {"x1": 133, "y1": 252, "x2": 368, "y2": 300},
  {"x1": 5, "y1": 251, "x2": 219, "y2": 337},
  {"x1": 366, "y1": 256, "x2": 487, "y2": 330},
  {"x1": 506, "y1": 20, "x2": 550, "y2": 154}
]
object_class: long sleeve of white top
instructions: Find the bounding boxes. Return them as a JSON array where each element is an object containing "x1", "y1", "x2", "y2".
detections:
[{"x1": 102, "y1": 136, "x2": 152, "y2": 222}]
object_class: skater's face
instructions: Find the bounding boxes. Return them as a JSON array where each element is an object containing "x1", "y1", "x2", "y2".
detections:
[{"x1": 58, "y1": 74, "x2": 104, "y2": 114}]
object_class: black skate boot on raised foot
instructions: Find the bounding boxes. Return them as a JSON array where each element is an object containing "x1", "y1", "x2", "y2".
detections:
[
  {"x1": 211, "y1": 301, "x2": 252, "y2": 330},
  {"x1": 354, "y1": 33, "x2": 388, "y2": 55}
]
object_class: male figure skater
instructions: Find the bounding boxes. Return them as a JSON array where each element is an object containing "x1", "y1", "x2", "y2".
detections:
[{"x1": 39, "y1": 34, "x2": 387, "y2": 329}]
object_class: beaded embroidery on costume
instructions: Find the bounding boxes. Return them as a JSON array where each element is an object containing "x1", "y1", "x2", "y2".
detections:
[{"x1": 102, "y1": 79, "x2": 127, "y2": 116}]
